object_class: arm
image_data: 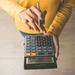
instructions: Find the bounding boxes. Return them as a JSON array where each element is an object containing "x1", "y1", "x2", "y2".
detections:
[
  {"x1": 48, "y1": 0, "x2": 75, "y2": 37},
  {"x1": 0, "y1": 0, "x2": 25, "y2": 17},
  {"x1": 0, "y1": 0, "x2": 43, "y2": 32}
]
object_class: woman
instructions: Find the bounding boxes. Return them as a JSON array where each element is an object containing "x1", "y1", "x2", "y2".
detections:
[{"x1": 0, "y1": 0, "x2": 75, "y2": 58}]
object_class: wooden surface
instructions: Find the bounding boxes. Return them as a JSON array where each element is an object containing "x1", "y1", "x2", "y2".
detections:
[{"x1": 0, "y1": 8, "x2": 75, "y2": 75}]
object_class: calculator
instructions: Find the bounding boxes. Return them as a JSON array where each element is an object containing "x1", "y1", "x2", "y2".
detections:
[{"x1": 24, "y1": 34, "x2": 57, "y2": 69}]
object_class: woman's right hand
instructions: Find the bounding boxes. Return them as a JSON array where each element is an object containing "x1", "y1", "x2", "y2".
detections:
[{"x1": 19, "y1": 6, "x2": 42, "y2": 32}]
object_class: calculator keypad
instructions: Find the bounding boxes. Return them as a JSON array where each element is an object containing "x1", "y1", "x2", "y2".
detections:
[{"x1": 25, "y1": 35, "x2": 54, "y2": 56}]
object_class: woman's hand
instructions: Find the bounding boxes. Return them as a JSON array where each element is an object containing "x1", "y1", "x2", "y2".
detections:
[
  {"x1": 44, "y1": 32, "x2": 59, "y2": 59},
  {"x1": 19, "y1": 6, "x2": 42, "y2": 32}
]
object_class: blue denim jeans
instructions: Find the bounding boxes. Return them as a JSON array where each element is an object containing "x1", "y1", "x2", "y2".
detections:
[{"x1": 19, "y1": 31, "x2": 29, "y2": 37}]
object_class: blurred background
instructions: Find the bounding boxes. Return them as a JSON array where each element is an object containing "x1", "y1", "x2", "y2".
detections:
[{"x1": 0, "y1": 8, "x2": 75, "y2": 75}]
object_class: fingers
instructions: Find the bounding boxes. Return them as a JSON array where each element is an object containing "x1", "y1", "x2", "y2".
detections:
[
  {"x1": 26, "y1": 9, "x2": 38, "y2": 22},
  {"x1": 37, "y1": 1, "x2": 40, "y2": 9},
  {"x1": 21, "y1": 18, "x2": 34, "y2": 30},
  {"x1": 23, "y1": 12, "x2": 33, "y2": 22},
  {"x1": 19, "y1": 5, "x2": 46, "y2": 32},
  {"x1": 31, "y1": 21, "x2": 40, "y2": 31},
  {"x1": 24, "y1": 9, "x2": 40, "y2": 31},
  {"x1": 19, "y1": 6, "x2": 43, "y2": 31},
  {"x1": 30, "y1": 6, "x2": 42, "y2": 17},
  {"x1": 52, "y1": 35, "x2": 59, "y2": 59},
  {"x1": 43, "y1": 32, "x2": 59, "y2": 59}
]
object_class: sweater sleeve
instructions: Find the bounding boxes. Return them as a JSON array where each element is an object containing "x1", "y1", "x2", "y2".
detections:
[
  {"x1": 48, "y1": 0, "x2": 75, "y2": 37},
  {"x1": 0, "y1": 0, "x2": 25, "y2": 17}
]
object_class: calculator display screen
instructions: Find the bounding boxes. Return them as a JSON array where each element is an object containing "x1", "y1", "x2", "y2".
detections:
[{"x1": 26, "y1": 57, "x2": 54, "y2": 64}]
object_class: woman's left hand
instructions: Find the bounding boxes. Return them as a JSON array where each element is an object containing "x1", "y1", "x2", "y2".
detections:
[{"x1": 44, "y1": 32, "x2": 59, "y2": 59}]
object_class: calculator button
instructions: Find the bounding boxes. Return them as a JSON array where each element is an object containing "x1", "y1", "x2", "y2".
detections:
[
  {"x1": 43, "y1": 49, "x2": 47, "y2": 52},
  {"x1": 37, "y1": 50, "x2": 42, "y2": 52},
  {"x1": 42, "y1": 47, "x2": 47, "y2": 49},
  {"x1": 31, "y1": 49, "x2": 36, "y2": 53},
  {"x1": 47, "y1": 47, "x2": 52, "y2": 50},
  {"x1": 26, "y1": 50, "x2": 31, "y2": 53},
  {"x1": 31, "y1": 44, "x2": 35, "y2": 47},
  {"x1": 31, "y1": 47, "x2": 36, "y2": 50},
  {"x1": 31, "y1": 52, "x2": 37, "y2": 56},
  {"x1": 37, "y1": 47, "x2": 42, "y2": 50},
  {"x1": 26, "y1": 53, "x2": 31, "y2": 56},
  {"x1": 37, "y1": 52, "x2": 44, "y2": 56},
  {"x1": 47, "y1": 52, "x2": 52, "y2": 55}
]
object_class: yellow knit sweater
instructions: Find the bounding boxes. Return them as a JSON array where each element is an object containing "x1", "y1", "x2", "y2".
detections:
[{"x1": 0, "y1": 0, "x2": 75, "y2": 36}]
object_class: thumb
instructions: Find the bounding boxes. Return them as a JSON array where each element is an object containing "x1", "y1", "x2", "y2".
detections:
[
  {"x1": 52, "y1": 35, "x2": 59, "y2": 59},
  {"x1": 37, "y1": 1, "x2": 40, "y2": 9}
]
